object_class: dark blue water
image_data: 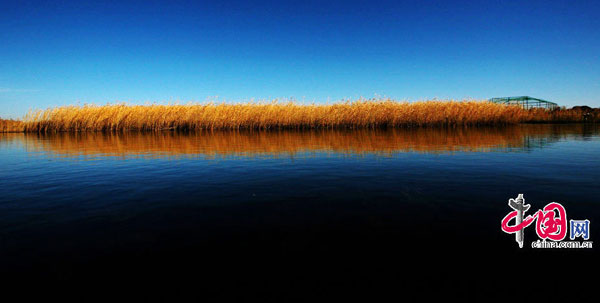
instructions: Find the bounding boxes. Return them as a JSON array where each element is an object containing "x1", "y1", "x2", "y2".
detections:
[{"x1": 1, "y1": 125, "x2": 598, "y2": 300}]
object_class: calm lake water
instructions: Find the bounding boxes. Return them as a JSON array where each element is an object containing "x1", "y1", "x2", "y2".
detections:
[{"x1": 1, "y1": 124, "x2": 598, "y2": 300}]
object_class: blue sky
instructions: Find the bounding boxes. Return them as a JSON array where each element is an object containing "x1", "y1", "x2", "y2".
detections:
[{"x1": 1, "y1": 0, "x2": 599, "y2": 118}]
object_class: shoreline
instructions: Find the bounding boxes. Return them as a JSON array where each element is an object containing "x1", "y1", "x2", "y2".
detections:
[{"x1": 1, "y1": 121, "x2": 597, "y2": 134}]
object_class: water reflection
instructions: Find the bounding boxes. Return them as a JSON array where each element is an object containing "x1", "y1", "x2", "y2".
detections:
[
  {"x1": 3, "y1": 124, "x2": 599, "y2": 159},
  {"x1": 1, "y1": 124, "x2": 599, "y2": 299}
]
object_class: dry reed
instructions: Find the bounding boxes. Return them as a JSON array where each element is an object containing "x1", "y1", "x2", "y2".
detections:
[
  {"x1": 0, "y1": 119, "x2": 24, "y2": 132},
  {"x1": 21, "y1": 100, "x2": 524, "y2": 132},
  {"x1": 4, "y1": 100, "x2": 598, "y2": 133}
]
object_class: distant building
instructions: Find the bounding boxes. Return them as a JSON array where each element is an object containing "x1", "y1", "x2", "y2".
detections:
[{"x1": 489, "y1": 96, "x2": 558, "y2": 110}]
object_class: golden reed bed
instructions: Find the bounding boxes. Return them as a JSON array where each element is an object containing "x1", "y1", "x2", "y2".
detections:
[
  {"x1": 7, "y1": 124, "x2": 593, "y2": 158},
  {"x1": 0, "y1": 119, "x2": 23, "y2": 132},
  {"x1": 2, "y1": 100, "x2": 598, "y2": 132}
]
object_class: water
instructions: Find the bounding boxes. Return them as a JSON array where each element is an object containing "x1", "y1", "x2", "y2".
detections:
[{"x1": 1, "y1": 124, "x2": 598, "y2": 300}]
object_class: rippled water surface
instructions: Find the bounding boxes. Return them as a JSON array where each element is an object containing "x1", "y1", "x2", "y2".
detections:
[{"x1": 1, "y1": 124, "x2": 598, "y2": 300}]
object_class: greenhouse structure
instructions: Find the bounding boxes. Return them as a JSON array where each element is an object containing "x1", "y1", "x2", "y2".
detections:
[{"x1": 489, "y1": 96, "x2": 558, "y2": 109}]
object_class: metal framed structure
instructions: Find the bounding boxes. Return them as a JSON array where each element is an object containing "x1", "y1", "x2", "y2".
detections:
[{"x1": 488, "y1": 96, "x2": 558, "y2": 110}]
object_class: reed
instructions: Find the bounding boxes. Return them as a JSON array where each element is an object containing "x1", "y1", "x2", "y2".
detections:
[
  {"x1": 520, "y1": 107, "x2": 599, "y2": 123},
  {"x1": 0, "y1": 119, "x2": 24, "y2": 132},
  {"x1": 10, "y1": 100, "x2": 600, "y2": 132},
  {"x1": 21, "y1": 100, "x2": 521, "y2": 132}
]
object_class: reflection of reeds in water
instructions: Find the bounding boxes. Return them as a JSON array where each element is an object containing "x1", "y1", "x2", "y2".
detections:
[{"x1": 15, "y1": 124, "x2": 597, "y2": 158}]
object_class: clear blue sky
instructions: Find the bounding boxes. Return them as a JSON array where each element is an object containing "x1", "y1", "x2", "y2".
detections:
[{"x1": 1, "y1": 0, "x2": 599, "y2": 118}]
